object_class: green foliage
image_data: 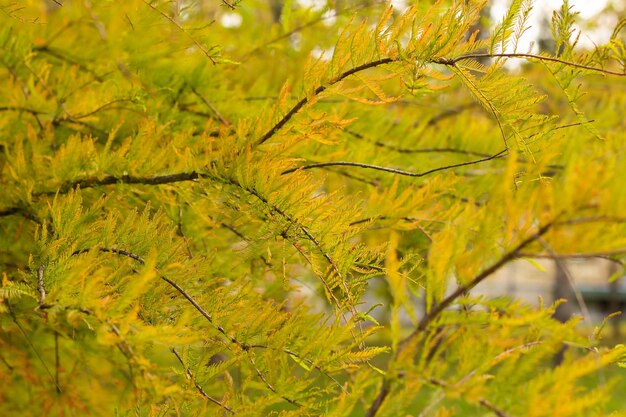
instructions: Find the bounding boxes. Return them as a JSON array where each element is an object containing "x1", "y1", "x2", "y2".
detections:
[{"x1": 1, "y1": 1, "x2": 626, "y2": 416}]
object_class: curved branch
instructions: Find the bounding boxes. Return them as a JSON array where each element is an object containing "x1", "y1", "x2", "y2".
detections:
[
  {"x1": 254, "y1": 57, "x2": 395, "y2": 147},
  {"x1": 68, "y1": 98, "x2": 137, "y2": 120},
  {"x1": 345, "y1": 129, "x2": 491, "y2": 157},
  {"x1": 0, "y1": 106, "x2": 45, "y2": 115},
  {"x1": 34, "y1": 171, "x2": 203, "y2": 196},
  {"x1": 281, "y1": 149, "x2": 507, "y2": 177},
  {"x1": 517, "y1": 249, "x2": 626, "y2": 260},
  {"x1": 436, "y1": 53, "x2": 626, "y2": 77}
]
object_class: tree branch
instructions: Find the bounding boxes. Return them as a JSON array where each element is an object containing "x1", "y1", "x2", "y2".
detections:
[
  {"x1": 281, "y1": 149, "x2": 507, "y2": 177},
  {"x1": 435, "y1": 53, "x2": 626, "y2": 76},
  {"x1": 35, "y1": 171, "x2": 203, "y2": 196},
  {"x1": 517, "y1": 249, "x2": 626, "y2": 260},
  {"x1": 345, "y1": 129, "x2": 492, "y2": 157},
  {"x1": 171, "y1": 348, "x2": 235, "y2": 413},
  {"x1": 254, "y1": 57, "x2": 395, "y2": 147},
  {"x1": 191, "y1": 87, "x2": 230, "y2": 126}
]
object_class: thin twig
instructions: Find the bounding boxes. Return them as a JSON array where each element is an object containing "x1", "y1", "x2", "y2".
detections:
[
  {"x1": 34, "y1": 46, "x2": 104, "y2": 81},
  {"x1": 223, "y1": 178, "x2": 354, "y2": 312},
  {"x1": 54, "y1": 332, "x2": 61, "y2": 394},
  {"x1": 177, "y1": 203, "x2": 194, "y2": 258},
  {"x1": 437, "y1": 53, "x2": 626, "y2": 77},
  {"x1": 68, "y1": 98, "x2": 136, "y2": 120},
  {"x1": 0, "y1": 353, "x2": 14, "y2": 371},
  {"x1": 281, "y1": 149, "x2": 507, "y2": 177},
  {"x1": 35, "y1": 171, "x2": 203, "y2": 196},
  {"x1": 319, "y1": 167, "x2": 381, "y2": 187},
  {"x1": 191, "y1": 87, "x2": 230, "y2": 126},
  {"x1": 364, "y1": 222, "x2": 553, "y2": 417},
  {"x1": 8, "y1": 303, "x2": 62, "y2": 393},
  {"x1": 556, "y1": 216, "x2": 626, "y2": 226},
  {"x1": 345, "y1": 129, "x2": 492, "y2": 157},
  {"x1": 538, "y1": 238, "x2": 593, "y2": 325},
  {"x1": 450, "y1": 63, "x2": 509, "y2": 150},
  {"x1": 517, "y1": 248, "x2": 626, "y2": 259},
  {"x1": 171, "y1": 348, "x2": 235, "y2": 413},
  {"x1": 349, "y1": 216, "x2": 446, "y2": 227},
  {"x1": 403, "y1": 222, "x2": 553, "y2": 348},
  {"x1": 141, "y1": 0, "x2": 217, "y2": 64},
  {"x1": 248, "y1": 353, "x2": 302, "y2": 406},
  {"x1": 0, "y1": 106, "x2": 45, "y2": 115}
]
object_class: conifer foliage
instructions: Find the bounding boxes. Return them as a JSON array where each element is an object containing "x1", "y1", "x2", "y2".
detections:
[{"x1": 1, "y1": 0, "x2": 626, "y2": 415}]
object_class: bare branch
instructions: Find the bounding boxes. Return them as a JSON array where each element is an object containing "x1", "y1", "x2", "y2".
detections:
[
  {"x1": 349, "y1": 216, "x2": 446, "y2": 227},
  {"x1": 248, "y1": 354, "x2": 302, "y2": 407},
  {"x1": 54, "y1": 332, "x2": 61, "y2": 395},
  {"x1": 436, "y1": 53, "x2": 626, "y2": 77},
  {"x1": 478, "y1": 398, "x2": 513, "y2": 417},
  {"x1": 517, "y1": 249, "x2": 626, "y2": 259},
  {"x1": 33, "y1": 46, "x2": 104, "y2": 82},
  {"x1": 345, "y1": 129, "x2": 491, "y2": 157},
  {"x1": 281, "y1": 149, "x2": 507, "y2": 177},
  {"x1": 7, "y1": 303, "x2": 62, "y2": 393},
  {"x1": 537, "y1": 238, "x2": 593, "y2": 325},
  {"x1": 0, "y1": 105, "x2": 45, "y2": 115},
  {"x1": 68, "y1": 98, "x2": 137, "y2": 120},
  {"x1": 191, "y1": 87, "x2": 230, "y2": 126}
]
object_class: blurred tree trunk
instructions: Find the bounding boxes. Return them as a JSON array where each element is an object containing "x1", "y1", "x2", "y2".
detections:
[
  {"x1": 269, "y1": 0, "x2": 282, "y2": 23},
  {"x1": 552, "y1": 259, "x2": 574, "y2": 365},
  {"x1": 607, "y1": 262, "x2": 621, "y2": 339}
]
